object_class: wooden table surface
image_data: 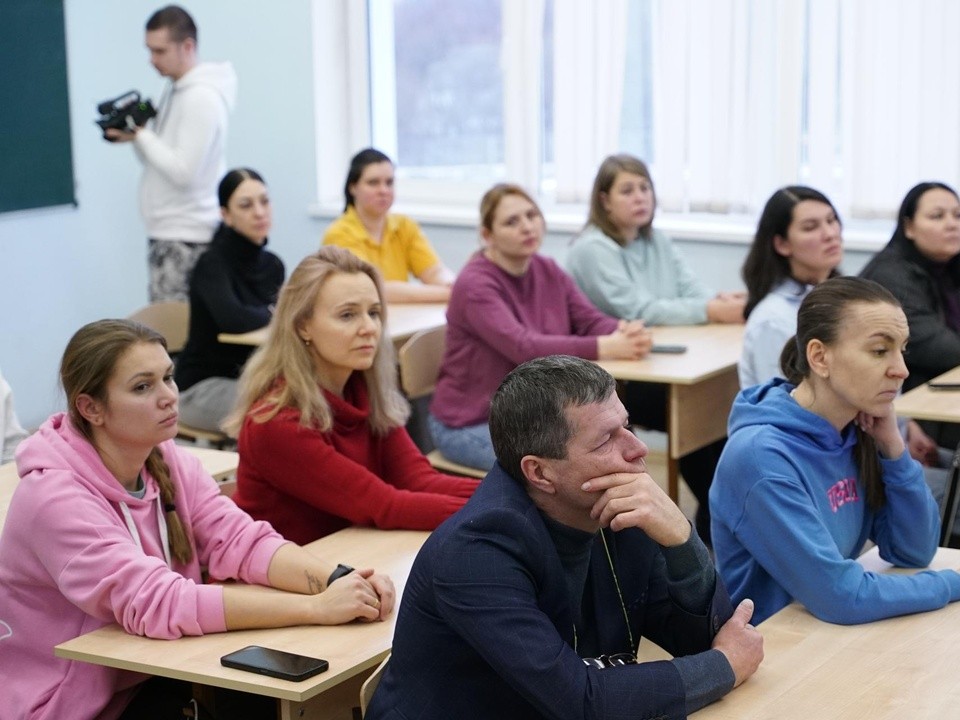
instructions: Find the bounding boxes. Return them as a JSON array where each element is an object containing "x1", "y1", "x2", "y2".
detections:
[
  {"x1": 596, "y1": 324, "x2": 744, "y2": 385},
  {"x1": 895, "y1": 365, "x2": 960, "y2": 423},
  {"x1": 56, "y1": 528, "x2": 428, "y2": 720},
  {"x1": 218, "y1": 303, "x2": 448, "y2": 348},
  {"x1": 691, "y1": 546, "x2": 960, "y2": 719},
  {"x1": 597, "y1": 324, "x2": 744, "y2": 500}
]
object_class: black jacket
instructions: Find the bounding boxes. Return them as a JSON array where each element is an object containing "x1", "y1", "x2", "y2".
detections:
[
  {"x1": 174, "y1": 224, "x2": 284, "y2": 390},
  {"x1": 860, "y1": 237, "x2": 960, "y2": 390},
  {"x1": 366, "y1": 464, "x2": 734, "y2": 720}
]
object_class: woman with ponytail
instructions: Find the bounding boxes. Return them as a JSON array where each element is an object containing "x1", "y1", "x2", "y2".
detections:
[
  {"x1": 709, "y1": 277, "x2": 959, "y2": 625},
  {"x1": 0, "y1": 319, "x2": 395, "y2": 720}
]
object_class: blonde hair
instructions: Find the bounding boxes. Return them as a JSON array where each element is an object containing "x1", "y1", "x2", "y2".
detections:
[
  {"x1": 226, "y1": 247, "x2": 410, "y2": 435},
  {"x1": 61, "y1": 319, "x2": 193, "y2": 564}
]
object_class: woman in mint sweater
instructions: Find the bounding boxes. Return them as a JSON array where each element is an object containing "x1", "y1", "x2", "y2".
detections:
[
  {"x1": 567, "y1": 154, "x2": 742, "y2": 543},
  {"x1": 710, "y1": 277, "x2": 958, "y2": 624},
  {"x1": 568, "y1": 154, "x2": 745, "y2": 326}
]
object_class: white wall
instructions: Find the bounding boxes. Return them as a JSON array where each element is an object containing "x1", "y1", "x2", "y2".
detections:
[
  {"x1": 1, "y1": 0, "x2": 328, "y2": 428},
  {"x1": 0, "y1": 0, "x2": 880, "y2": 429}
]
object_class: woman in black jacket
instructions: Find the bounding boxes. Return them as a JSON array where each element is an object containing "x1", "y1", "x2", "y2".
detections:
[
  {"x1": 174, "y1": 168, "x2": 284, "y2": 433},
  {"x1": 861, "y1": 181, "x2": 960, "y2": 390},
  {"x1": 861, "y1": 181, "x2": 960, "y2": 446}
]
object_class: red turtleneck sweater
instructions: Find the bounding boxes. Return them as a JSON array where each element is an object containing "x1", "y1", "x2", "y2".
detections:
[{"x1": 234, "y1": 374, "x2": 478, "y2": 545}]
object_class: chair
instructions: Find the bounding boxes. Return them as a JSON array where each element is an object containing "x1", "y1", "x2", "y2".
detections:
[
  {"x1": 127, "y1": 302, "x2": 232, "y2": 448},
  {"x1": 359, "y1": 653, "x2": 390, "y2": 717},
  {"x1": 397, "y1": 327, "x2": 486, "y2": 479},
  {"x1": 175, "y1": 422, "x2": 233, "y2": 449},
  {"x1": 127, "y1": 301, "x2": 190, "y2": 354},
  {"x1": 939, "y1": 441, "x2": 960, "y2": 547}
]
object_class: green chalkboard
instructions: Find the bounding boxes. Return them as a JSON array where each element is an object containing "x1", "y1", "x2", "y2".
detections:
[{"x1": 0, "y1": 0, "x2": 76, "y2": 214}]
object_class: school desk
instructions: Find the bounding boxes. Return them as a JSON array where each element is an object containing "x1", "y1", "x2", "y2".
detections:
[
  {"x1": 894, "y1": 365, "x2": 960, "y2": 425},
  {"x1": 895, "y1": 366, "x2": 960, "y2": 545},
  {"x1": 689, "y1": 545, "x2": 960, "y2": 719},
  {"x1": 218, "y1": 302, "x2": 448, "y2": 348},
  {"x1": 55, "y1": 528, "x2": 428, "y2": 720}
]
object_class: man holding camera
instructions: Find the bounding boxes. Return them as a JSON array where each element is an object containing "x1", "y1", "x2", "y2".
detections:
[
  {"x1": 106, "y1": 5, "x2": 236, "y2": 302},
  {"x1": 366, "y1": 355, "x2": 763, "y2": 720}
]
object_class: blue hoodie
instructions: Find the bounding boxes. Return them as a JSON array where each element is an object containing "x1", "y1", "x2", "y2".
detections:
[{"x1": 709, "y1": 378, "x2": 960, "y2": 625}]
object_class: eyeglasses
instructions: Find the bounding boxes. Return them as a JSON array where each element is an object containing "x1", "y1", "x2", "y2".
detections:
[{"x1": 581, "y1": 652, "x2": 637, "y2": 670}]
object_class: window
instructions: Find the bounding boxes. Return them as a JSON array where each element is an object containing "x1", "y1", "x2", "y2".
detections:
[
  {"x1": 373, "y1": 0, "x2": 505, "y2": 178},
  {"x1": 313, "y1": 0, "x2": 960, "y2": 225}
]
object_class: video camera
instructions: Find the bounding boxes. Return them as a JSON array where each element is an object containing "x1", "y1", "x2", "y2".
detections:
[{"x1": 96, "y1": 91, "x2": 157, "y2": 140}]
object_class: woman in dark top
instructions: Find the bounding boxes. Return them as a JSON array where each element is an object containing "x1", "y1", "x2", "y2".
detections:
[
  {"x1": 860, "y1": 182, "x2": 960, "y2": 392},
  {"x1": 860, "y1": 181, "x2": 960, "y2": 448},
  {"x1": 175, "y1": 168, "x2": 284, "y2": 433}
]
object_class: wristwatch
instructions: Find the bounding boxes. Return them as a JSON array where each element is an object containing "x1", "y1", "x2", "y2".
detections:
[{"x1": 326, "y1": 563, "x2": 355, "y2": 587}]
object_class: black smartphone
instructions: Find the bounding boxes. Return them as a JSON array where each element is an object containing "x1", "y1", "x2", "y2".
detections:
[
  {"x1": 221, "y1": 645, "x2": 329, "y2": 682},
  {"x1": 929, "y1": 382, "x2": 960, "y2": 391},
  {"x1": 650, "y1": 344, "x2": 687, "y2": 354}
]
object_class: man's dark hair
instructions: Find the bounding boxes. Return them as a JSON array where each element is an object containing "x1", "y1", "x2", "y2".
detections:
[
  {"x1": 146, "y1": 5, "x2": 197, "y2": 44},
  {"x1": 490, "y1": 355, "x2": 616, "y2": 482}
]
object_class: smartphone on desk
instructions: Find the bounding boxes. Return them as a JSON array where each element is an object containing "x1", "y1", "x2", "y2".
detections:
[
  {"x1": 650, "y1": 344, "x2": 687, "y2": 354},
  {"x1": 221, "y1": 645, "x2": 329, "y2": 682}
]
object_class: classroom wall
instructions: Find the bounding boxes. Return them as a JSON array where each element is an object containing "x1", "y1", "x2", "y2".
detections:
[
  {"x1": 0, "y1": 0, "x2": 326, "y2": 428},
  {"x1": 0, "y1": 0, "x2": 879, "y2": 430}
]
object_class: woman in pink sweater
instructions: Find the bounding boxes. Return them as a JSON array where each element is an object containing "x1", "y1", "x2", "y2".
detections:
[
  {"x1": 229, "y1": 246, "x2": 477, "y2": 545},
  {"x1": 0, "y1": 319, "x2": 394, "y2": 720}
]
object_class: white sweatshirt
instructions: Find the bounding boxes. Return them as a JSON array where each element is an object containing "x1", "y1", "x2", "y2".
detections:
[
  {"x1": 134, "y1": 62, "x2": 238, "y2": 242},
  {"x1": 0, "y1": 366, "x2": 27, "y2": 464}
]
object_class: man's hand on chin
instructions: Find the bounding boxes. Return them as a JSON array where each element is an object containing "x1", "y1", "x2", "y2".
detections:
[{"x1": 582, "y1": 471, "x2": 691, "y2": 546}]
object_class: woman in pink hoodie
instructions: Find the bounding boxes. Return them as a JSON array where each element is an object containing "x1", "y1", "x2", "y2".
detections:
[{"x1": 0, "y1": 319, "x2": 395, "y2": 720}]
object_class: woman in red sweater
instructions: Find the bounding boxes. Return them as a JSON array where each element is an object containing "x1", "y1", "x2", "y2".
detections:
[{"x1": 228, "y1": 246, "x2": 478, "y2": 544}]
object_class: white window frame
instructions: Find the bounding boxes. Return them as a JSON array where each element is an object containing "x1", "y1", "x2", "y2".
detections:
[{"x1": 311, "y1": 0, "x2": 960, "y2": 250}]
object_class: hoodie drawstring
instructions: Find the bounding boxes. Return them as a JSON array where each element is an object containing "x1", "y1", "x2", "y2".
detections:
[{"x1": 119, "y1": 497, "x2": 172, "y2": 568}]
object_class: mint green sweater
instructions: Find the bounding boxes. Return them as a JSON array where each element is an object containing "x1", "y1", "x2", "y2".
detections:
[{"x1": 567, "y1": 225, "x2": 712, "y2": 325}]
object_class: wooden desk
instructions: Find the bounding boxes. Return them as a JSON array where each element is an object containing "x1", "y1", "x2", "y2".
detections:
[
  {"x1": 895, "y1": 367, "x2": 960, "y2": 544},
  {"x1": 181, "y1": 446, "x2": 239, "y2": 481},
  {"x1": 895, "y1": 365, "x2": 960, "y2": 424},
  {"x1": 218, "y1": 303, "x2": 448, "y2": 348},
  {"x1": 596, "y1": 324, "x2": 743, "y2": 501},
  {"x1": 0, "y1": 446, "x2": 239, "y2": 532},
  {"x1": 691, "y1": 546, "x2": 960, "y2": 719},
  {"x1": 56, "y1": 528, "x2": 428, "y2": 720}
]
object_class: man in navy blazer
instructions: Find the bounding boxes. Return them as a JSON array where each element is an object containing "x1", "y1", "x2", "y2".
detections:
[{"x1": 366, "y1": 355, "x2": 763, "y2": 720}]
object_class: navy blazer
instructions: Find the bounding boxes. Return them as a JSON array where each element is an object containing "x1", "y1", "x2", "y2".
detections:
[{"x1": 366, "y1": 464, "x2": 734, "y2": 720}]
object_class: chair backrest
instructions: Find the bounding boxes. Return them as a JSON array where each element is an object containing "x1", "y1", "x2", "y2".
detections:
[
  {"x1": 397, "y1": 326, "x2": 446, "y2": 399},
  {"x1": 360, "y1": 653, "x2": 390, "y2": 716},
  {"x1": 127, "y1": 302, "x2": 190, "y2": 354}
]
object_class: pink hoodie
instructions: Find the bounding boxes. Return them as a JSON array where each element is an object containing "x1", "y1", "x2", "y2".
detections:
[{"x1": 0, "y1": 413, "x2": 288, "y2": 720}]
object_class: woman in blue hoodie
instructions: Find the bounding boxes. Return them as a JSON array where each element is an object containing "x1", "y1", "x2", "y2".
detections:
[{"x1": 710, "y1": 277, "x2": 960, "y2": 625}]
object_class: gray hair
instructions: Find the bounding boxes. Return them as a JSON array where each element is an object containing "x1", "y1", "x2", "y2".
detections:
[{"x1": 489, "y1": 355, "x2": 616, "y2": 482}]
